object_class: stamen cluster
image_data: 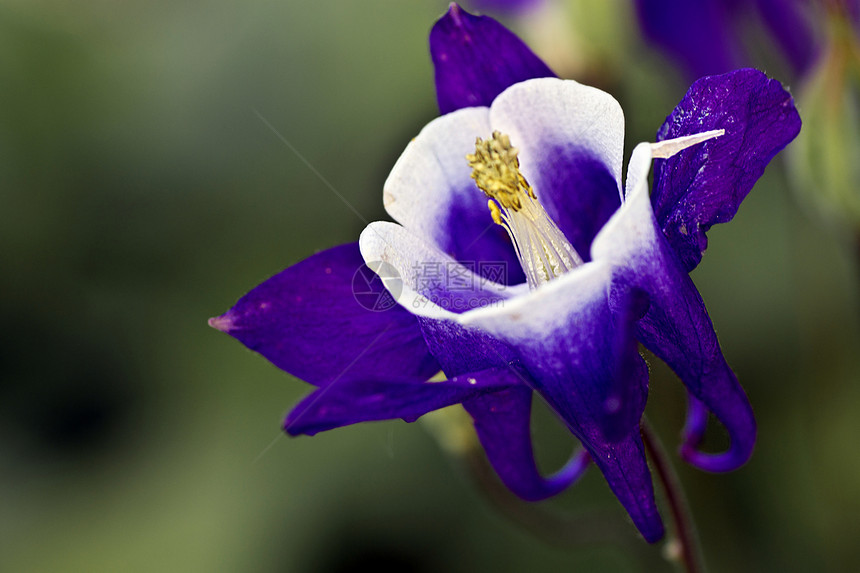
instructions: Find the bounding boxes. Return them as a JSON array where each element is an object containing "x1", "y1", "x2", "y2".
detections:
[
  {"x1": 466, "y1": 131, "x2": 583, "y2": 289},
  {"x1": 466, "y1": 131, "x2": 536, "y2": 211}
]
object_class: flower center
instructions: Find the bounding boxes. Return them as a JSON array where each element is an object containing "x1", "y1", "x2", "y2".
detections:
[{"x1": 466, "y1": 131, "x2": 583, "y2": 289}]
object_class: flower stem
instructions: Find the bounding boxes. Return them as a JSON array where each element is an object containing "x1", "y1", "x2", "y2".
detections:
[{"x1": 641, "y1": 418, "x2": 704, "y2": 573}]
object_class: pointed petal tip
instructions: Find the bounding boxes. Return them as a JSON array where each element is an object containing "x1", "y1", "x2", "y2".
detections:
[
  {"x1": 441, "y1": 2, "x2": 468, "y2": 30},
  {"x1": 208, "y1": 313, "x2": 233, "y2": 333},
  {"x1": 642, "y1": 520, "x2": 666, "y2": 544}
]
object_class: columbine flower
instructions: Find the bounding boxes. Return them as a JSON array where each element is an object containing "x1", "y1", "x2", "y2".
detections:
[
  {"x1": 634, "y1": 0, "x2": 820, "y2": 79},
  {"x1": 210, "y1": 5, "x2": 800, "y2": 542}
]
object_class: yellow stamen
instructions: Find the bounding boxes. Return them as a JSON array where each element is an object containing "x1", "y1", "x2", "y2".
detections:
[
  {"x1": 466, "y1": 131, "x2": 583, "y2": 289},
  {"x1": 487, "y1": 199, "x2": 503, "y2": 226}
]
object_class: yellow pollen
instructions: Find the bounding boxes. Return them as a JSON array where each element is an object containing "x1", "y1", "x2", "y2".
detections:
[
  {"x1": 466, "y1": 131, "x2": 536, "y2": 212},
  {"x1": 487, "y1": 199, "x2": 503, "y2": 226}
]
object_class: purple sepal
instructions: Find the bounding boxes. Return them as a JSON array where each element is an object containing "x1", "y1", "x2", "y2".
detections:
[
  {"x1": 651, "y1": 69, "x2": 801, "y2": 273},
  {"x1": 590, "y1": 433, "x2": 665, "y2": 543},
  {"x1": 633, "y1": 237, "x2": 756, "y2": 473},
  {"x1": 634, "y1": 0, "x2": 742, "y2": 79},
  {"x1": 464, "y1": 386, "x2": 591, "y2": 501},
  {"x1": 419, "y1": 317, "x2": 517, "y2": 374},
  {"x1": 209, "y1": 243, "x2": 439, "y2": 386},
  {"x1": 681, "y1": 394, "x2": 709, "y2": 451},
  {"x1": 430, "y1": 4, "x2": 555, "y2": 114},
  {"x1": 284, "y1": 367, "x2": 517, "y2": 436}
]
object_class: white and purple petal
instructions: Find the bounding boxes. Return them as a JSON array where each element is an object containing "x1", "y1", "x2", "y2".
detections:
[
  {"x1": 430, "y1": 4, "x2": 555, "y2": 114},
  {"x1": 594, "y1": 143, "x2": 757, "y2": 473},
  {"x1": 490, "y1": 78, "x2": 624, "y2": 258},
  {"x1": 364, "y1": 178, "x2": 663, "y2": 541},
  {"x1": 385, "y1": 77, "x2": 624, "y2": 279},
  {"x1": 651, "y1": 69, "x2": 801, "y2": 272},
  {"x1": 455, "y1": 261, "x2": 662, "y2": 541},
  {"x1": 383, "y1": 108, "x2": 525, "y2": 285},
  {"x1": 210, "y1": 243, "x2": 440, "y2": 386}
]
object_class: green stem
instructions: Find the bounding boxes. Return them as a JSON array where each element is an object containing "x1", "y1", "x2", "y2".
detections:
[{"x1": 641, "y1": 419, "x2": 704, "y2": 573}]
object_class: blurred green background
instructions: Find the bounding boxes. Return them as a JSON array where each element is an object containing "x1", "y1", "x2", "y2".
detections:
[{"x1": 1, "y1": 1, "x2": 859, "y2": 571}]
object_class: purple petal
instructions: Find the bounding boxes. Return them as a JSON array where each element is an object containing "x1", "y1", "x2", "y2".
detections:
[
  {"x1": 463, "y1": 385, "x2": 591, "y2": 502},
  {"x1": 284, "y1": 367, "x2": 516, "y2": 436},
  {"x1": 634, "y1": 0, "x2": 743, "y2": 79},
  {"x1": 651, "y1": 69, "x2": 801, "y2": 272},
  {"x1": 430, "y1": 4, "x2": 555, "y2": 115},
  {"x1": 210, "y1": 243, "x2": 439, "y2": 386},
  {"x1": 635, "y1": 269, "x2": 757, "y2": 473}
]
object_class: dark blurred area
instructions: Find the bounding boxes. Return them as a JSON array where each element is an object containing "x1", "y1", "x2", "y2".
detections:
[{"x1": 1, "y1": 1, "x2": 859, "y2": 572}]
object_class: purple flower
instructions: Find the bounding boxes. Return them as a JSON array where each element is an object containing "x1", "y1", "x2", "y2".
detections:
[
  {"x1": 634, "y1": 0, "x2": 820, "y2": 79},
  {"x1": 210, "y1": 5, "x2": 800, "y2": 542}
]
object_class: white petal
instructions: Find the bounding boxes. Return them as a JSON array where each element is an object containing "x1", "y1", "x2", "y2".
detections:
[
  {"x1": 382, "y1": 107, "x2": 491, "y2": 247},
  {"x1": 591, "y1": 142, "x2": 658, "y2": 263}
]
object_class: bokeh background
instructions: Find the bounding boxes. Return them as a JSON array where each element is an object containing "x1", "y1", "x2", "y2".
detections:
[{"x1": 2, "y1": 1, "x2": 859, "y2": 571}]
